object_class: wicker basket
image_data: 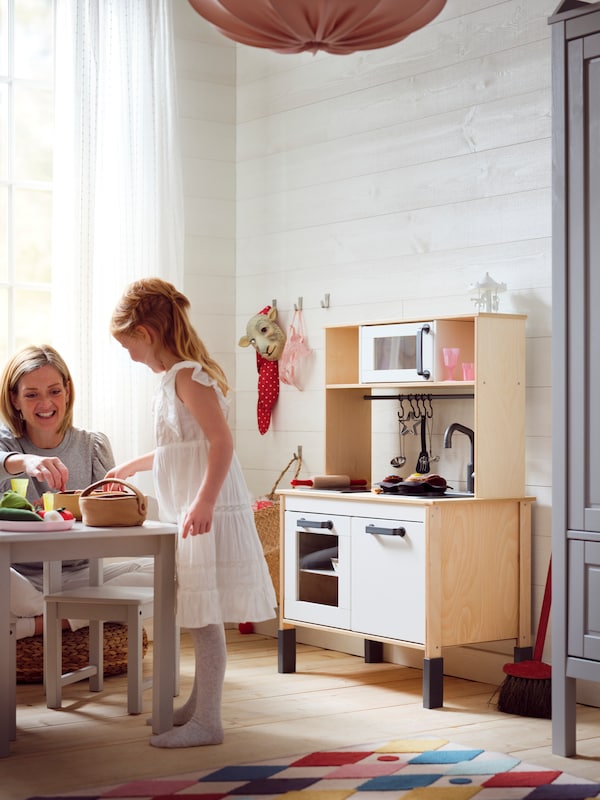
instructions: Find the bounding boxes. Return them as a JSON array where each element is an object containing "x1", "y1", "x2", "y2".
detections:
[
  {"x1": 254, "y1": 453, "x2": 302, "y2": 605},
  {"x1": 16, "y1": 622, "x2": 148, "y2": 684}
]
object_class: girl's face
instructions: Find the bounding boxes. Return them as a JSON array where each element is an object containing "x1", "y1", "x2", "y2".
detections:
[
  {"x1": 117, "y1": 329, "x2": 166, "y2": 373},
  {"x1": 12, "y1": 364, "x2": 70, "y2": 443}
]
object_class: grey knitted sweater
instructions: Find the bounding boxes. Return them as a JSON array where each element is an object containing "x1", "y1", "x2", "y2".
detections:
[{"x1": 0, "y1": 425, "x2": 115, "y2": 575}]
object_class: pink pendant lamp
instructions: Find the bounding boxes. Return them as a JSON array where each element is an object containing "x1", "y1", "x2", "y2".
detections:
[{"x1": 187, "y1": 0, "x2": 447, "y2": 55}]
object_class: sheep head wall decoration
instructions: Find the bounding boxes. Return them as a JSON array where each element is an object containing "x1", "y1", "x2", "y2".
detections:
[{"x1": 239, "y1": 305, "x2": 286, "y2": 434}]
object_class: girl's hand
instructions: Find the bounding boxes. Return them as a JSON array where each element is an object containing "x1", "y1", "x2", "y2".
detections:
[
  {"x1": 105, "y1": 464, "x2": 135, "y2": 481},
  {"x1": 175, "y1": 369, "x2": 234, "y2": 540},
  {"x1": 181, "y1": 497, "x2": 214, "y2": 538},
  {"x1": 22, "y1": 454, "x2": 68, "y2": 491},
  {"x1": 104, "y1": 463, "x2": 138, "y2": 492},
  {"x1": 104, "y1": 452, "x2": 155, "y2": 490},
  {"x1": 103, "y1": 468, "x2": 129, "y2": 493}
]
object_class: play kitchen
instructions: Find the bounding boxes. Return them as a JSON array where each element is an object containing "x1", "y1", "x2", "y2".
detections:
[{"x1": 277, "y1": 313, "x2": 534, "y2": 709}]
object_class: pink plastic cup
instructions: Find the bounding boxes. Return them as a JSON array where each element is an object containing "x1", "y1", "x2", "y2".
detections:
[{"x1": 462, "y1": 362, "x2": 475, "y2": 381}]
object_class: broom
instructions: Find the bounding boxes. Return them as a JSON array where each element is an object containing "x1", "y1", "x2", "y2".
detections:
[{"x1": 497, "y1": 558, "x2": 552, "y2": 719}]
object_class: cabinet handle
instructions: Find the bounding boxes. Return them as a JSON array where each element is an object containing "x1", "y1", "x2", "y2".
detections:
[
  {"x1": 365, "y1": 524, "x2": 406, "y2": 537},
  {"x1": 416, "y1": 324, "x2": 431, "y2": 380},
  {"x1": 296, "y1": 518, "x2": 334, "y2": 530}
]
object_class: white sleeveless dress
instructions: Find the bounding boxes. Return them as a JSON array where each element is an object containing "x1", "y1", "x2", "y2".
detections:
[{"x1": 153, "y1": 361, "x2": 277, "y2": 629}]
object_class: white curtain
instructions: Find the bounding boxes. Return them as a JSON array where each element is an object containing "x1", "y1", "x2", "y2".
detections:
[{"x1": 52, "y1": 0, "x2": 184, "y2": 493}]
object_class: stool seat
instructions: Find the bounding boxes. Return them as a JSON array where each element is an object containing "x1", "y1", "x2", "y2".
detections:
[
  {"x1": 46, "y1": 584, "x2": 154, "y2": 609},
  {"x1": 44, "y1": 586, "x2": 154, "y2": 714}
]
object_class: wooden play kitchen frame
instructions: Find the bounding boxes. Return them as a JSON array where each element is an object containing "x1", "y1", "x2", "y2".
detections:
[{"x1": 277, "y1": 313, "x2": 534, "y2": 708}]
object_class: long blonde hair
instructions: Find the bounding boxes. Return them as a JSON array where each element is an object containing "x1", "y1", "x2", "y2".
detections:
[{"x1": 110, "y1": 278, "x2": 230, "y2": 396}]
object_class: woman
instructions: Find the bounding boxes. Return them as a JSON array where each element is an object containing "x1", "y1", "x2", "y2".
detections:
[{"x1": 0, "y1": 344, "x2": 153, "y2": 639}]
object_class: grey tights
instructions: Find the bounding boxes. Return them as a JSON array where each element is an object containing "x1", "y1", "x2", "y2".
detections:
[{"x1": 150, "y1": 623, "x2": 226, "y2": 748}]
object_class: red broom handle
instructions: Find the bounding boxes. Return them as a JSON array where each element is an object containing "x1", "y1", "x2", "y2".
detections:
[{"x1": 533, "y1": 558, "x2": 552, "y2": 663}]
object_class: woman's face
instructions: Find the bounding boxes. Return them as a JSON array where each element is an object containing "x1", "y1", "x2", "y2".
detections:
[{"x1": 11, "y1": 364, "x2": 70, "y2": 441}]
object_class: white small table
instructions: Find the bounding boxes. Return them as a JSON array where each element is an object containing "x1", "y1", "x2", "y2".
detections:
[{"x1": 0, "y1": 519, "x2": 177, "y2": 757}]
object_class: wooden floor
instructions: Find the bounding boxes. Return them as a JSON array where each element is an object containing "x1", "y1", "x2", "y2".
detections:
[{"x1": 3, "y1": 629, "x2": 600, "y2": 799}]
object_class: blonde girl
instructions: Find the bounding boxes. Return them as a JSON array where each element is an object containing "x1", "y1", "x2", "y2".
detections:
[{"x1": 107, "y1": 278, "x2": 276, "y2": 748}]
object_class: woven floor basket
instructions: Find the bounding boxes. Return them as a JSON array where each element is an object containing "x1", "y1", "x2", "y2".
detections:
[
  {"x1": 254, "y1": 453, "x2": 301, "y2": 606},
  {"x1": 16, "y1": 622, "x2": 148, "y2": 684}
]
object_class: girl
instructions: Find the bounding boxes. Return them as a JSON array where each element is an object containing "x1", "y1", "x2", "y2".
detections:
[{"x1": 106, "y1": 278, "x2": 277, "y2": 748}]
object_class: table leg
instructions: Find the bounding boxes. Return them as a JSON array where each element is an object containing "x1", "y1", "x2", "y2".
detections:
[
  {"x1": 151, "y1": 534, "x2": 175, "y2": 733},
  {"x1": 89, "y1": 559, "x2": 103, "y2": 692},
  {"x1": 0, "y1": 546, "x2": 11, "y2": 757},
  {"x1": 43, "y1": 560, "x2": 63, "y2": 696}
]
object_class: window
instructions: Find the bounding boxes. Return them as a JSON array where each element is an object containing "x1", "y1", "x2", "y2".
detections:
[{"x1": 0, "y1": 0, "x2": 54, "y2": 366}]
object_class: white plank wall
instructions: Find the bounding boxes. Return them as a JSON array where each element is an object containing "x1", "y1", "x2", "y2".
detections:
[
  {"x1": 173, "y1": 0, "x2": 559, "y2": 688},
  {"x1": 172, "y1": 1, "x2": 237, "y2": 385}
]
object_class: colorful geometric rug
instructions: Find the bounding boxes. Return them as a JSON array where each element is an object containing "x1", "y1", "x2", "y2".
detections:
[{"x1": 26, "y1": 736, "x2": 600, "y2": 800}]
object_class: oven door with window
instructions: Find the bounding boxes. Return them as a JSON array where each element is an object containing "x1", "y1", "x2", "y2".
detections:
[{"x1": 284, "y1": 510, "x2": 350, "y2": 628}]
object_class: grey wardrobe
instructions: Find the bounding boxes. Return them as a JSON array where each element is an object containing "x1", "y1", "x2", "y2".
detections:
[{"x1": 550, "y1": 0, "x2": 600, "y2": 757}]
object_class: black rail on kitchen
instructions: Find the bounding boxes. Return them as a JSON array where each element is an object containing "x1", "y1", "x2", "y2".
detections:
[{"x1": 364, "y1": 393, "x2": 474, "y2": 401}]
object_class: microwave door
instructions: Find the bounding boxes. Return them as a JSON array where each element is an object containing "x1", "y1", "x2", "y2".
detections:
[
  {"x1": 374, "y1": 337, "x2": 402, "y2": 371},
  {"x1": 360, "y1": 322, "x2": 434, "y2": 383},
  {"x1": 373, "y1": 337, "x2": 415, "y2": 372}
]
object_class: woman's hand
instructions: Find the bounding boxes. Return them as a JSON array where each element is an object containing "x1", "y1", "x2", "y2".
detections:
[{"x1": 21, "y1": 454, "x2": 68, "y2": 491}]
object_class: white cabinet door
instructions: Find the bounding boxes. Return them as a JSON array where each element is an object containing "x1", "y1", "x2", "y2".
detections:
[
  {"x1": 284, "y1": 510, "x2": 351, "y2": 629},
  {"x1": 350, "y1": 514, "x2": 426, "y2": 644}
]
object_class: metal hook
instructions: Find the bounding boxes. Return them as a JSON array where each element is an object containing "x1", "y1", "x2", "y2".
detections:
[
  {"x1": 398, "y1": 397, "x2": 404, "y2": 418},
  {"x1": 425, "y1": 395, "x2": 434, "y2": 419},
  {"x1": 410, "y1": 395, "x2": 420, "y2": 418},
  {"x1": 397, "y1": 398, "x2": 405, "y2": 421},
  {"x1": 294, "y1": 297, "x2": 303, "y2": 311},
  {"x1": 320, "y1": 293, "x2": 330, "y2": 309}
]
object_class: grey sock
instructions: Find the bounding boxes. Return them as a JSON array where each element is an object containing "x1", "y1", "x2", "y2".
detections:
[{"x1": 150, "y1": 623, "x2": 225, "y2": 748}]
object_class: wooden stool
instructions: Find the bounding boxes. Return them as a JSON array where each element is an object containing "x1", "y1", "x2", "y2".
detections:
[{"x1": 44, "y1": 585, "x2": 154, "y2": 714}]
